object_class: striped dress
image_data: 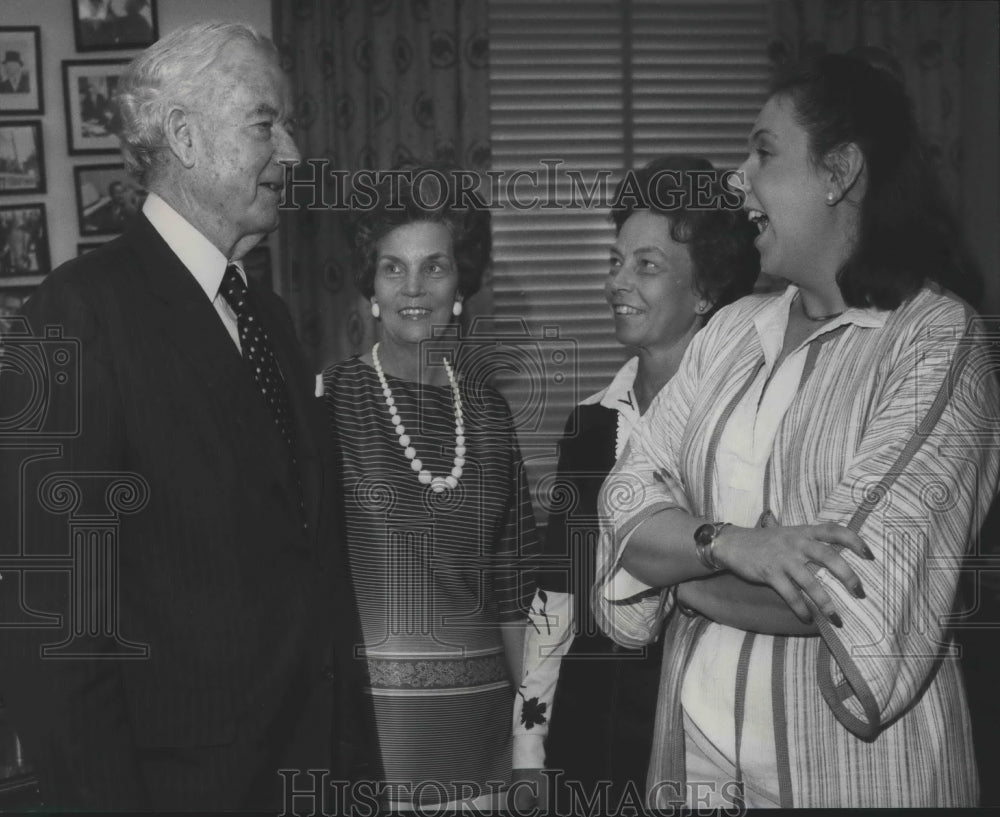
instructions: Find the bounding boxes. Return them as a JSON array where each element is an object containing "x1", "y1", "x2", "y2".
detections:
[
  {"x1": 323, "y1": 357, "x2": 538, "y2": 808},
  {"x1": 594, "y1": 285, "x2": 1000, "y2": 808}
]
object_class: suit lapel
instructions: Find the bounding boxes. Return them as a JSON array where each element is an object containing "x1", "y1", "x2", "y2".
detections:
[
  {"x1": 125, "y1": 218, "x2": 249, "y2": 403},
  {"x1": 122, "y1": 217, "x2": 304, "y2": 528}
]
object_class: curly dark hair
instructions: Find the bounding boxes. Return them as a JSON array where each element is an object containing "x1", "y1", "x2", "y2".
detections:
[
  {"x1": 771, "y1": 52, "x2": 981, "y2": 310},
  {"x1": 350, "y1": 162, "x2": 491, "y2": 299},
  {"x1": 611, "y1": 155, "x2": 759, "y2": 319}
]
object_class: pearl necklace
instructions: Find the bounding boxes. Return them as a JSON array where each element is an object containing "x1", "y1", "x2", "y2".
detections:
[{"x1": 371, "y1": 342, "x2": 466, "y2": 493}]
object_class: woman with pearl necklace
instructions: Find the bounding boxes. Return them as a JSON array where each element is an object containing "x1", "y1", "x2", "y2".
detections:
[{"x1": 321, "y1": 164, "x2": 539, "y2": 813}]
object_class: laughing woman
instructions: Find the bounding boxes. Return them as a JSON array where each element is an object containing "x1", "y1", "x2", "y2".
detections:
[
  {"x1": 512, "y1": 156, "x2": 758, "y2": 808},
  {"x1": 594, "y1": 53, "x2": 999, "y2": 808},
  {"x1": 322, "y1": 167, "x2": 538, "y2": 812}
]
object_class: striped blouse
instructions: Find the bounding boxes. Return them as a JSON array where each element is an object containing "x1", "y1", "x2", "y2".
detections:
[{"x1": 594, "y1": 285, "x2": 1000, "y2": 807}]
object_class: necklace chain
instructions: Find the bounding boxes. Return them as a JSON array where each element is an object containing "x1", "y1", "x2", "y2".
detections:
[{"x1": 371, "y1": 343, "x2": 465, "y2": 493}]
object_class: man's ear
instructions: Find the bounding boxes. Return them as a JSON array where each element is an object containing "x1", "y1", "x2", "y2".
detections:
[
  {"x1": 165, "y1": 107, "x2": 196, "y2": 169},
  {"x1": 825, "y1": 142, "x2": 865, "y2": 203}
]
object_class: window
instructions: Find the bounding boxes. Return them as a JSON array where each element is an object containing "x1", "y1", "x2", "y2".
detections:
[{"x1": 488, "y1": 0, "x2": 770, "y2": 523}]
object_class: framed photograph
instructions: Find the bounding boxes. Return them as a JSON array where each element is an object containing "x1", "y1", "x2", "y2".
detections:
[
  {"x1": 63, "y1": 60, "x2": 128, "y2": 156},
  {"x1": 243, "y1": 245, "x2": 273, "y2": 291},
  {"x1": 0, "y1": 203, "x2": 50, "y2": 279},
  {"x1": 73, "y1": 0, "x2": 159, "y2": 52},
  {"x1": 0, "y1": 121, "x2": 45, "y2": 196},
  {"x1": 0, "y1": 27, "x2": 43, "y2": 115},
  {"x1": 0, "y1": 285, "x2": 35, "y2": 315},
  {"x1": 0, "y1": 285, "x2": 36, "y2": 338},
  {"x1": 73, "y1": 163, "x2": 146, "y2": 236}
]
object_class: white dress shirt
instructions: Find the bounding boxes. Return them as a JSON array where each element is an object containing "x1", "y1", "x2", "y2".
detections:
[{"x1": 142, "y1": 192, "x2": 247, "y2": 352}]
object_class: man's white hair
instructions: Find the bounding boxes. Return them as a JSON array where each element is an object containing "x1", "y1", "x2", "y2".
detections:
[{"x1": 115, "y1": 21, "x2": 278, "y2": 185}]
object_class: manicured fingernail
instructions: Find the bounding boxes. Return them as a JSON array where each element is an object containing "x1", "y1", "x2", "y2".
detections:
[
  {"x1": 862, "y1": 546, "x2": 875, "y2": 560},
  {"x1": 853, "y1": 585, "x2": 866, "y2": 599},
  {"x1": 829, "y1": 612, "x2": 843, "y2": 628}
]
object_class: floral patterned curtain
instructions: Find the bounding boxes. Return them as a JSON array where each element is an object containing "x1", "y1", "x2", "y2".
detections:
[
  {"x1": 273, "y1": 0, "x2": 492, "y2": 371},
  {"x1": 768, "y1": 0, "x2": 964, "y2": 204}
]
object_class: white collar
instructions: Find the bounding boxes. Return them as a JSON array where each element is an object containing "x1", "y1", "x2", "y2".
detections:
[
  {"x1": 753, "y1": 284, "x2": 889, "y2": 366},
  {"x1": 142, "y1": 191, "x2": 246, "y2": 300},
  {"x1": 581, "y1": 356, "x2": 639, "y2": 413}
]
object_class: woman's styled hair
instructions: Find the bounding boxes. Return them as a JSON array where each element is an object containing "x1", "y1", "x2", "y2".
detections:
[
  {"x1": 771, "y1": 52, "x2": 980, "y2": 309},
  {"x1": 350, "y1": 163, "x2": 491, "y2": 299},
  {"x1": 115, "y1": 22, "x2": 275, "y2": 185},
  {"x1": 611, "y1": 154, "x2": 759, "y2": 318}
]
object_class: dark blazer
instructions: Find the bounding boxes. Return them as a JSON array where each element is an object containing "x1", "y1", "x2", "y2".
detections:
[
  {"x1": 0, "y1": 215, "x2": 375, "y2": 811},
  {"x1": 0, "y1": 75, "x2": 29, "y2": 94},
  {"x1": 538, "y1": 401, "x2": 663, "y2": 803}
]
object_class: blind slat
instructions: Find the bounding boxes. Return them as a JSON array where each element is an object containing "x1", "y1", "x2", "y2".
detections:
[{"x1": 489, "y1": 0, "x2": 769, "y2": 524}]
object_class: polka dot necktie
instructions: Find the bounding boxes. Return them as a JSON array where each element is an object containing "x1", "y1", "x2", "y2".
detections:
[{"x1": 220, "y1": 265, "x2": 305, "y2": 519}]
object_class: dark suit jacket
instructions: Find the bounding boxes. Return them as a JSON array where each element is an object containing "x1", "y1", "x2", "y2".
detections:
[
  {"x1": 0, "y1": 75, "x2": 29, "y2": 94},
  {"x1": 538, "y1": 402, "x2": 663, "y2": 801},
  {"x1": 0, "y1": 216, "x2": 376, "y2": 811}
]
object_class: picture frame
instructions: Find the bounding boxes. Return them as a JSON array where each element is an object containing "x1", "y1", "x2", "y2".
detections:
[
  {"x1": 0, "y1": 121, "x2": 45, "y2": 196},
  {"x1": 0, "y1": 203, "x2": 50, "y2": 280},
  {"x1": 0, "y1": 27, "x2": 43, "y2": 115},
  {"x1": 0, "y1": 284, "x2": 36, "y2": 316},
  {"x1": 73, "y1": 163, "x2": 146, "y2": 236},
  {"x1": 73, "y1": 0, "x2": 159, "y2": 52},
  {"x1": 62, "y1": 60, "x2": 129, "y2": 156},
  {"x1": 0, "y1": 284, "x2": 36, "y2": 338}
]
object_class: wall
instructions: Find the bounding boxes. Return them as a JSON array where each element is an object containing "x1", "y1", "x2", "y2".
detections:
[{"x1": 0, "y1": 0, "x2": 273, "y2": 277}]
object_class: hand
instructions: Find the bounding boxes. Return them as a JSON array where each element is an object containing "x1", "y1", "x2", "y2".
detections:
[
  {"x1": 711, "y1": 523, "x2": 873, "y2": 625},
  {"x1": 509, "y1": 768, "x2": 549, "y2": 813}
]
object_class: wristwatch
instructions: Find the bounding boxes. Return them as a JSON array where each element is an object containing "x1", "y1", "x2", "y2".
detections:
[{"x1": 694, "y1": 522, "x2": 731, "y2": 571}]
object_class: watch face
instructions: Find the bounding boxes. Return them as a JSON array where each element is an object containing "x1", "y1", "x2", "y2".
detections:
[{"x1": 694, "y1": 523, "x2": 716, "y2": 546}]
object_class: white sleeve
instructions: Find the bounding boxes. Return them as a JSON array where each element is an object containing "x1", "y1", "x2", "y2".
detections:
[{"x1": 511, "y1": 588, "x2": 574, "y2": 769}]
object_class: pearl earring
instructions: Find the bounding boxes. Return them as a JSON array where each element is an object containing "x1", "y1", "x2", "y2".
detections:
[
  {"x1": 826, "y1": 191, "x2": 836, "y2": 205},
  {"x1": 371, "y1": 301, "x2": 380, "y2": 319},
  {"x1": 452, "y1": 300, "x2": 463, "y2": 317}
]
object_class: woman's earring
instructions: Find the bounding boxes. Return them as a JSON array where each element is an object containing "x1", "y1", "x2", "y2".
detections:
[
  {"x1": 826, "y1": 191, "x2": 836, "y2": 205},
  {"x1": 371, "y1": 301, "x2": 380, "y2": 319},
  {"x1": 452, "y1": 300, "x2": 463, "y2": 317}
]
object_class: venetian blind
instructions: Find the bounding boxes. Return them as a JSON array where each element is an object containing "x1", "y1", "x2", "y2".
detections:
[{"x1": 487, "y1": 0, "x2": 770, "y2": 524}]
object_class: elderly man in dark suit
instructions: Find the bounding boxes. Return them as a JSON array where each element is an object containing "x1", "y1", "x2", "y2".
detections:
[
  {"x1": 0, "y1": 51, "x2": 29, "y2": 94},
  {"x1": 0, "y1": 21, "x2": 375, "y2": 811}
]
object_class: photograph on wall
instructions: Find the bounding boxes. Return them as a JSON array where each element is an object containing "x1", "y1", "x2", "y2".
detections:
[
  {"x1": 0, "y1": 285, "x2": 35, "y2": 317},
  {"x1": 74, "y1": 164, "x2": 146, "y2": 236},
  {"x1": 63, "y1": 60, "x2": 129, "y2": 156},
  {"x1": 0, "y1": 27, "x2": 43, "y2": 114},
  {"x1": 74, "y1": 0, "x2": 158, "y2": 52},
  {"x1": 0, "y1": 203, "x2": 50, "y2": 279},
  {"x1": 0, "y1": 285, "x2": 35, "y2": 336},
  {"x1": 0, "y1": 121, "x2": 45, "y2": 196}
]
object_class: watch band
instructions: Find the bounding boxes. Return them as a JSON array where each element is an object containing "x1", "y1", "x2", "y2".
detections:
[{"x1": 694, "y1": 522, "x2": 731, "y2": 571}]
